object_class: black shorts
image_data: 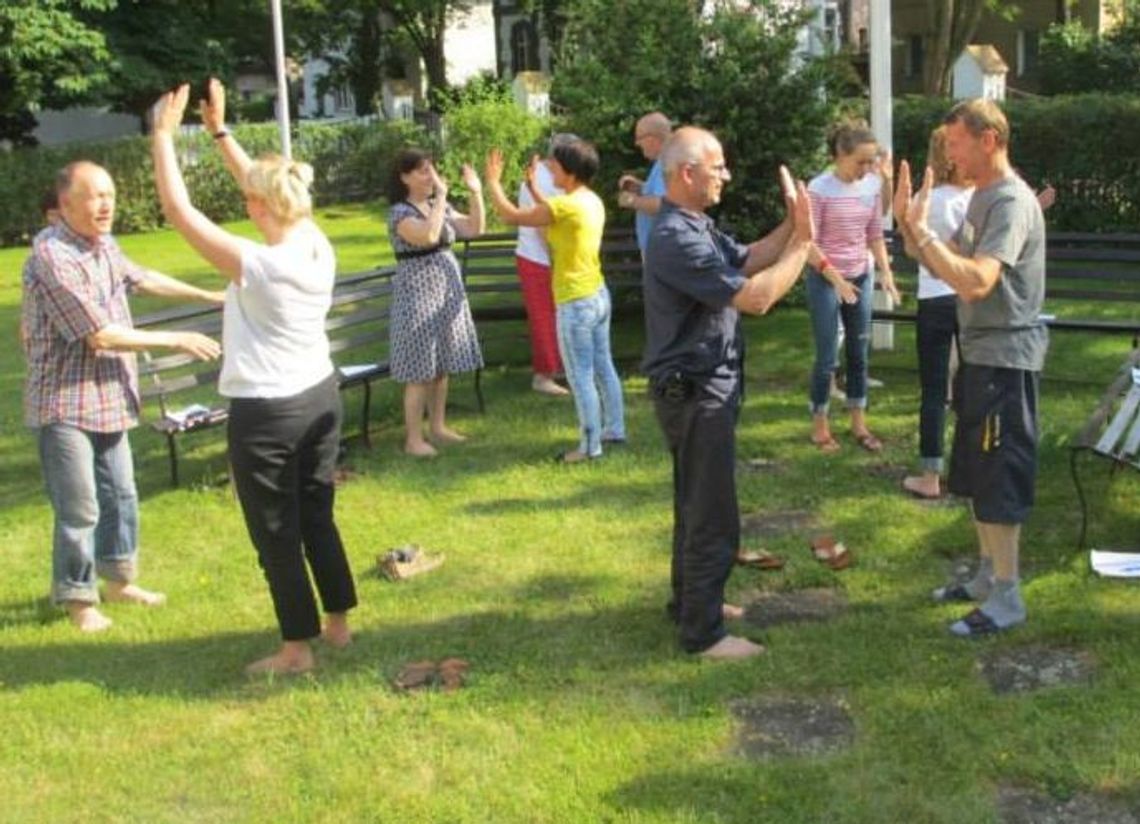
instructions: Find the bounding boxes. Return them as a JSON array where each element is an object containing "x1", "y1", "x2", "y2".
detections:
[{"x1": 948, "y1": 363, "x2": 1039, "y2": 524}]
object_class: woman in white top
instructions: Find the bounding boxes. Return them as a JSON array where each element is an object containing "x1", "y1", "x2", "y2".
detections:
[
  {"x1": 151, "y1": 81, "x2": 357, "y2": 676},
  {"x1": 902, "y1": 126, "x2": 972, "y2": 500}
]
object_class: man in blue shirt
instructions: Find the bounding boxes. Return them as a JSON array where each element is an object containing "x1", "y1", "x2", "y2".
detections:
[
  {"x1": 618, "y1": 112, "x2": 671, "y2": 255},
  {"x1": 643, "y1": 127, "x2": 813, "y2": 659}
]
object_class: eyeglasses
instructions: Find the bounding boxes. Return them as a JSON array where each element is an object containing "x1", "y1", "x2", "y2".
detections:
[{"x1": 687, "y1": 160, "x2": 731, "y2": 179}]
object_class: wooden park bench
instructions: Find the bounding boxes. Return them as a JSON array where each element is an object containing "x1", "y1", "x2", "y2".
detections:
[
  {"x1": 874, "y1": 230, "x2": 1140, "y2": 343},
  {"x1": 1070, "y1": 347, "x2": 1140, "y2": 550},
  {"x1": 136, "y1": 266, "x2": 396, "y2": 486}
]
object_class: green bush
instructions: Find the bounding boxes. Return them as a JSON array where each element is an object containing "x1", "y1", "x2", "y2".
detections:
[
  {"x1": 1038, "y1": 18, "x2": 1140, "y2": 96},
  {"x1": 893, "y1": 93, "x2": 1140, "y2": 231}
]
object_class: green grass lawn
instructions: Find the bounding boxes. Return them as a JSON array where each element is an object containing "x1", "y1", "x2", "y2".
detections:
[{"x1": 2, "y1": 205, "x2": 1140, "y2": 822}]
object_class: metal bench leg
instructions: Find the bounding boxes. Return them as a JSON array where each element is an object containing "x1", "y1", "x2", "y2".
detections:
[
  {"x1": 167, "y1": 432, "x2": 180, "y2": 488},
  {"x1": 361, "y1": 380, "x2": 372, "y2": 449},
  {"x1": 1071, "y1": 447, "x2": 1090, "y2": 551}
]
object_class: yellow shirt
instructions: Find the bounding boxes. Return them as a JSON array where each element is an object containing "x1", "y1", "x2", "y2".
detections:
[{"x1": 545, "y1": 188, "x2": 605, "y2": 304}]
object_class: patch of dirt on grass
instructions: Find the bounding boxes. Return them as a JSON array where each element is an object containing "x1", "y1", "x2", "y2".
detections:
[
  {"x1": 979, "y1": 645, "x2": 1097, "y2": 695},
  {"x1": 740, "y1": 509, "x2": 817, "y2": 540},
  {"x1": 742, "y1": 588, "x2": 848, "y2": 629},
  {"x1": 997, "y1": 786, "x2": 1139, "y2": 824},
  {"x1": 729, "y1": 695, "x2": 855, "y2": 760}
]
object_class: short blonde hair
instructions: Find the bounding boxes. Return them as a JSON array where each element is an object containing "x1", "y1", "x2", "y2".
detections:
[
  {"x1": 945, "y1": 98, "x2": 1009, "y2": 148},
  {"x1": 926, "y1": 126, "x2": 956, "y2": 186},
  {"x1": 244, "y1": 155, "x2": 314, "y2": 224}
]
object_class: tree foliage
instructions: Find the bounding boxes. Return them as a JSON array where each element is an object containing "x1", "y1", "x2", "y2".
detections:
[
  {"x1": 0, "y1": 0, "x2": 115, "y2": 144},
  {"x1": 551, "y1": 0, "x2": 847, "y2": 236},
  {"x1": 1038, "y1": 10, "x2": 1140, "y2": 95}
]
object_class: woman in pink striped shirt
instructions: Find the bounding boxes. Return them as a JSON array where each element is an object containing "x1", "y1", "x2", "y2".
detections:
[{"x1": 805, "y1": 121, "x2": 900, "y2": 453}]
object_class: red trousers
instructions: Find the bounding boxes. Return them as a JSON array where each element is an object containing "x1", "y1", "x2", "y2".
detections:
[{"x1": 515, "y1": 256, "x2": 562, "y2": 375}]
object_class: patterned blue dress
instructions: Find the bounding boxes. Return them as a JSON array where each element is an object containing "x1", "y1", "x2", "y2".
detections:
[{"x1": 387, "y1": 201, "x2": 484, "y2": 383}]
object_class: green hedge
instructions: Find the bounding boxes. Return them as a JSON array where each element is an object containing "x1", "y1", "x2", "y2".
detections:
[
  {"x1": 0, "y1": 117, "x2": 430, "y2": 246},
  {"x1": 893, "y1": 93, "x2": 1140, "y2": 232}
]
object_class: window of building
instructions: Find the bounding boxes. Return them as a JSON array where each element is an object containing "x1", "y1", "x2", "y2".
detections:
[
  {"x1": 1017, "y1": 29, "x2": 1040, "y2": 76},
  {"x1": 905, "y1": 34, "x2": 924, "y2": 79},
  {"x1": 510, "y1": 20, "x2": 539, "y2": 74}
]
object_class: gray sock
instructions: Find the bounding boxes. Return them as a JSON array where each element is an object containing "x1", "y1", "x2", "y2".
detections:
[
  {"x1": 964, "y1": 557, "x2": 994, "y2": 600},
  {"x1": 978, "y1": 579, "x2": 1026, "y2": 629}
]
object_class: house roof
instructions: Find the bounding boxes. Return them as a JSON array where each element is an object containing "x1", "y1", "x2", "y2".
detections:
[
  {"x1": 963, "y1": 44, "x2": 1009, "y2": 74},
  {"x1": 512, "y1": 71, "x2": 551, "y2": 92}
]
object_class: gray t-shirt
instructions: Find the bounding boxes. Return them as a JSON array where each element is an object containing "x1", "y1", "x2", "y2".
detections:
[{"x1": 954, "y1": 173, "x2": 1048, "y2": 371}]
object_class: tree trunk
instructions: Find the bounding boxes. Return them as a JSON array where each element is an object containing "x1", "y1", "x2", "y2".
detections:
[{"x1": 923, "y1": 0, "x2": 992, "y2": 95}]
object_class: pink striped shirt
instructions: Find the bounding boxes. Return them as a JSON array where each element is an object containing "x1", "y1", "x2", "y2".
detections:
[{"x1": 808, "y1": 172, "x2": 883, "y2": 279}]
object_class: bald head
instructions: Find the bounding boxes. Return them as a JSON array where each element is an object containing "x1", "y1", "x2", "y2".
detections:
[
  {"x1": 634, "y1": 112, "x2": 672, "y2": 161},
  {"x1": 56, "y1": 161, "x2": 116, "y2": 240},
  {"x1": 661, "y1": 127, "x2": 730, "y2": 212}
]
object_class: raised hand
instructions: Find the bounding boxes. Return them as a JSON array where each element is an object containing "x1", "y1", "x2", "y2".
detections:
[
  {"x1": 428, "y1": 163, "x2": 448, "y2": 199},
  {"x1": 877, "y1": 149, "x2": 894, "y2": 185},
  {"x1": 176, "y1": 331, "x2": 222, "y2": 361},
  {"x1": 153, "y1": 84, "x2": 190, "y2": 137},
  {"x1": 199, "y1": 77, "x2": 226, "y2": 134},
  {"x1": 907, "y1": 165, "x2": 934, "y2": 232},
  {"x1": 893, "y1": 159, "x2": 913, "y2": 227},
  {"x1": 779, "y1": 166, "x2": 813, "y2": 245},
  {"x1": 484, "y1": 148, "x2": 504, "y2": 187},
  {"x1": 460, "y1": 163, "x2": 482, "y2": 195}
]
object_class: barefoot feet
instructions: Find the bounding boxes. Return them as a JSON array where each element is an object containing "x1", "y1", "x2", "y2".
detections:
[
  {"x1": 104, "y1": 582, "x2": 167, "y2": 607},
  {"x1": 404, "y1": 439, "x2": 438, "y2": 458},
  {"x1": 699, "y1": 634, "x2": 766, "y2": 660},
  {"x1": 321, "y1": 613, "x2": 352, "y2": 648},
  {"x1": 429, "y1": 427, "x2": 467, "y2": 446},
  {"x1": 66, "y1": 602, "x2": 113, "y2": 633},
  {"x1": 722, "y1": 603, "x2": 745, "y2": 621},
  {"x1": 245, "y1": 641, "x2": 315, "y2": 676}
]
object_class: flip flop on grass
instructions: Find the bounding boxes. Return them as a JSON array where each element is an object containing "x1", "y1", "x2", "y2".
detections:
[{"x1": 810, "y1": 534, "x2": 853, "y2": 571}]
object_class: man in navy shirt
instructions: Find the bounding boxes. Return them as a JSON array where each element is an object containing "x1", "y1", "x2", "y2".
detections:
[{"x1": 643, "y1": 127, "x2": 813, "y2": 659}]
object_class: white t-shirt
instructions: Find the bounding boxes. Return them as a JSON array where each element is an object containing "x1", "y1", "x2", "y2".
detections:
[
  {"x1": 219, "y1": 223, "x2": 336, "y2": 398},
  {"x1": 515, "y1": 163, "x2": 564, "y2": 266},
  {"x1": 917, "y1": 184, "x2": 972, "y2": 300}
]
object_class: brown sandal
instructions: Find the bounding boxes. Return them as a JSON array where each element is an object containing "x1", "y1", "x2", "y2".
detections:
[
  {"x1": 437, "y1": 657, "x2": 470, "y2": 692},
  {"x1": 735, "y1": 549, "x2": 786, "y2": 570},
  {"x1": 854, "y1": 432, "x2": 883, "y2": 453},
  {"x1": 811, "y1": 436, "x2": 841, "y2": 454},
  {"x1": 809, "y1": 534, "x2": 853, "y2": 571},
  {"x1": 393, "y1": 660, "x2": 437, "y2": 691}
]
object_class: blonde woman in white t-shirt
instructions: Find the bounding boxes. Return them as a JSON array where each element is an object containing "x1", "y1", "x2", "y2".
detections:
[
  {"x1": 151, "y1": 81, "x2": 357, "y2": 676},
  {"x1": 902, "y1": 126, "x2": 972, "y2": 500}
]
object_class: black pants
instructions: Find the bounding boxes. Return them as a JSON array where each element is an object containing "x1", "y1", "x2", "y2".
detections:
[
  {"x1": 227, "y1": 373, "x2": 358, "y2": 641},
  {"x1": 915, "y1": 295, "x2": 958, "y2": 467},
  {"x1": 653, "y1": 380, "x2": 739, "y2": 653}
]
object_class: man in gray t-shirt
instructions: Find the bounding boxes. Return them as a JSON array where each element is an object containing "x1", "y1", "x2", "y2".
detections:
[{"x1": 895, "y1": 98, "x2": 1047, "y2": 638}]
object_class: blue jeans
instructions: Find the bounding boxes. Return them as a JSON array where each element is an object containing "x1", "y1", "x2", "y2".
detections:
[
  {"x1": 36, "y1": 424, "x2": 139, "y2": 604},
  {"x1": 806, "y1": 270, "x2": 873, "y2": 414},
  {"x1": 556, "y1": 286, "x2": 626, "y2": 456}
]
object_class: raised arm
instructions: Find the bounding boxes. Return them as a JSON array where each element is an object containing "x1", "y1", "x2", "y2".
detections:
[
  {"x1": 135, "y1": 268, "x2": 226, "y2": 305},
  {"x1": 199, "y1": 78, "x2": 252, "y2": 185},
  {"x1": 450, "y1": 163, "x2": 486, "y2": 239},
  {"x1": 395, "y1": 163, "x2": 451, "y2": 247},
  {"x1": 732, "y1": 170, "x2": 813, "y2": 315},
  {"x1": 151, "y1": 84, "x2": 245, "y2": 281},
  {"x1": 484, "y1": 149, "x2": 553, "y2": 228}
]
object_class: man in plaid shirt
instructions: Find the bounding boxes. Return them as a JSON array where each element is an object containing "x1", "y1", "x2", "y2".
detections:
[{"x1": 23, "y1": 161, "x2": 224, "y2": 632}]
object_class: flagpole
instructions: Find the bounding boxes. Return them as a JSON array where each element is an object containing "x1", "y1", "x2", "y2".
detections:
[{"x1": 270, "y1": 0, "x2": 292, "y2": 159}]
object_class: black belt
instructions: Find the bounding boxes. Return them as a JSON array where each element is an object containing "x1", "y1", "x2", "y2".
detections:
[{"x1": 395, "y1": 243, "x2": 451, "y2": 261}]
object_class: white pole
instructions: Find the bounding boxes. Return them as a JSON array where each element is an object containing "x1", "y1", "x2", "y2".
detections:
[
  {"x1": 270, "y1": 0, "x2": 292, "y2": 159},
  {"x1": 869, "y1": 0, "x2": 895, "y2": 347}
]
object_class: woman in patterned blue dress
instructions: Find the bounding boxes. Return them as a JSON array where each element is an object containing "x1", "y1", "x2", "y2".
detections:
[{"x1": 387, "y1": 149, "x2": 485, "y2": 456}]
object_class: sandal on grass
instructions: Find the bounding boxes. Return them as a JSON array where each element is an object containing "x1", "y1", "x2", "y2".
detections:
[
  {"x1": 735, "y1": 549, "x2": 786, "y2": 571},
  {"x1": 932, "y1": 582, "x2": 976, "y2": 603},
  {"x1": 811, "y1": 436, "x2": 841, "y2": 454},
  {"x1": 393, "y1": 660, "x2": 437, "y2": 691},
  {"x1": 809, "y1": 534, "x2": 853, "y2": 571},
  {"x1": 854, "y1": 431, "x2": 883, "y2": 453},
  {"x1": 949, "y1": 608, "x2": 1002, "y2": 638},
  {"x1": 378, "y1": 545, "x2": 445, "y2": 582},
  {"x1": 437, "y1": 657, "x2": 470, "y2": 692}
]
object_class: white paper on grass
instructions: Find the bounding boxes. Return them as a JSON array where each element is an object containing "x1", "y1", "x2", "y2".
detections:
[{"x1": 1089, "y1": 550, "x2": 1140, "y2": 578}]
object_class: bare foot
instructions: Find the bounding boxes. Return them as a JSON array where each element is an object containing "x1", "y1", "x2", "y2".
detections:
[
  {"x1": 104, "y1": 582, "x2": 167, "y2": 607},
  {"x1": 722, "y1": 603, "x2": 745, "y2": 621},
  {"x1": 430, "y1": 427, "x2": 467, "y2": 445},
  {"x1": 698, "y1": 634, "x2": 766, "y2": 660},
  {"x1": 66, "y1": 602, "x2": 113, "y2": 633},
  {"x1": 321, "y1": 613, "x2": 352, "y2": 648},
  {"x1": 245, "y1": 642, "x2": 314, "y2": 676},
  {"x1": 532, "y1": 375, "x2": 570, "y2": 396},
  {"x1": 556, "y1": 449, "x2": 594, "y2": 464},
  {"x1": 902, "y1": 474, "x2": 941, "y2": 499},
  {"x1": 404, "y1": 440, "x2": 438, "y2": 458}
]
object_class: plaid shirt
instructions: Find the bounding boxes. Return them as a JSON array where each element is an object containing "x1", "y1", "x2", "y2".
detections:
[{"x1": 22, "y1": 221, "x2": 146, "y2": 432}]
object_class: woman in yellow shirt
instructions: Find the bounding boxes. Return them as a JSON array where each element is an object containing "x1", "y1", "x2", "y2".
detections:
[{"x1": 486, "y1": 139, "x2": 626, "y2": 462}]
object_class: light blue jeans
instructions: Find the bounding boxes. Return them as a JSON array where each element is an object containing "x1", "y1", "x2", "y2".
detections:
[
  {"x1": 806, "y1": 270, "x2": 873, "y2": 415},
  {"x1": 37, "y1": 424, "x2": 139, "y2": 604},
  {"x1": 556, "y1": 286, "x2": 626, "y2": 457}
]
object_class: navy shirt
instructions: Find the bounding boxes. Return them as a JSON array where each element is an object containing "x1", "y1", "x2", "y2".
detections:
[{"x1": 642, "y1": 199, "x2": 749, "y2": 400}]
